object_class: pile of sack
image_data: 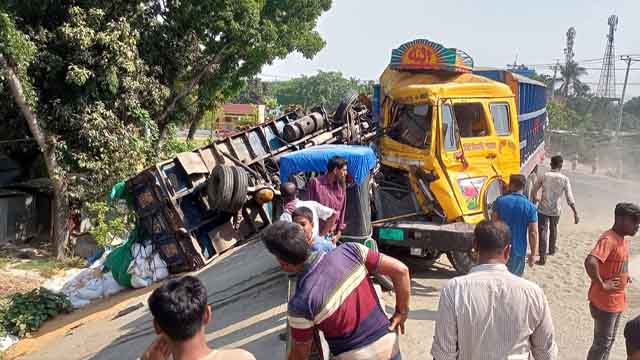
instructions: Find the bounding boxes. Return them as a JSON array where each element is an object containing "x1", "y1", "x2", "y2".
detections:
[{"x1": 44, "y1": 240, "x2": 169, "y2": 309}]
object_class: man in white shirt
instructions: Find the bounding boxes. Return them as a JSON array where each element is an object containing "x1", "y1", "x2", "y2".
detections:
[
  {"x1": 532, "y1": 155, "x2": 579, "y2": 265},
  {"x1": 432, "y1": 220, "x2": 557, "y2": 360},
  {"x1": 279, "y1": 182, "x2": 336, "y2": 239}
]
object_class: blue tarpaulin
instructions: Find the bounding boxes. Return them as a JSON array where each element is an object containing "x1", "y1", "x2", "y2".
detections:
[{"x1": 279, "y1": 145, "x2": 377, "y2": 185}]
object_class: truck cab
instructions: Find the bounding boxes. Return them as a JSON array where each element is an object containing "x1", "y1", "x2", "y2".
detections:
[{"x1": 372, "y1": 39, "x2": 546, "y2": 272}]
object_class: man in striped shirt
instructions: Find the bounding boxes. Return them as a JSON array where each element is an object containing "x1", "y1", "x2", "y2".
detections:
[
  {"x1": 261, "y1": 221, "x2": 411, "y2": 360},
  {"x1": 432, "y1": 220, "x2": 557, "y2": 360}
]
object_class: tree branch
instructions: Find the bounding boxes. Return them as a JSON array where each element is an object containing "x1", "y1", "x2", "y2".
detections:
[{"x1": 155, "y1": 49, "x2": 226, "y2": 127}]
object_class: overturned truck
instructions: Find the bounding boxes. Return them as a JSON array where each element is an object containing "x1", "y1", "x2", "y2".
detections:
[{"x1": 126, "y1": 95, "x2": 376, "y2": 273}]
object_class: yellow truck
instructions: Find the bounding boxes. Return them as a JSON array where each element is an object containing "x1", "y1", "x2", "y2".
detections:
[{"x1": 371, "y1": 39, "x2": 547, "y2": 272}]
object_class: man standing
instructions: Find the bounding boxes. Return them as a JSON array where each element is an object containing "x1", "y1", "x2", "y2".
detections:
[
  {"x1": 584, "y1": 203, "x2": 640, "y2": 360},
  {"x1": 624, "y1": 315, "x2": 640, "y2": 360},
  {"x1": 432, "y1": 220, "x2": 557, "y2": 360},
  {"x1": 140, "y1": 276, "x2": 255, "y2": 360},
  {"x1": 280, "y1": 182, "x2": 336, "y2": 238},
  {"x1": 307, "y1": 156, "x2": 348, "y2": 244},
  {"x1": 532, "y1": 155, "x2": 579, "y2": 265},
  {"x1": 493, "y1": 174, "x2": 539, "y2": 276},
  {"x1": 262, "y1": 221, "x2": 410, "y2": 360}
]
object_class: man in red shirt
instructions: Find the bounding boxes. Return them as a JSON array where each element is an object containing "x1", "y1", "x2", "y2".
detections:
[
  {"x1": 584, "y1": 203, "x2": 640, "y2": 360},
  {"x1": 307, "y1": 156, "x2": 348, "y2": 244}
]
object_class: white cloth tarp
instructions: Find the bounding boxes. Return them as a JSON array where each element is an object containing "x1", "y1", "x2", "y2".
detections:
[
  {"x1": 128, "y1": 243, "x2": 169, "y2": 289},
  {"x1": 44, "y1": 257, "x2": 126, "y2": 309},
  {"x1": 0, "y1": 335, "x2": 19, "y2": 351}
]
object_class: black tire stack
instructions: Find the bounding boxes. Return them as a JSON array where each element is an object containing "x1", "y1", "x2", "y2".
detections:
[{"x1": 207, "y1": 165, "x2": 248, "y2": 213}]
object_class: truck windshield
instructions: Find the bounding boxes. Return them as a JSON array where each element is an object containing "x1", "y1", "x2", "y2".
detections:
[{"x1": 388, "y1": 103, "x2": 432, "y2": 149}]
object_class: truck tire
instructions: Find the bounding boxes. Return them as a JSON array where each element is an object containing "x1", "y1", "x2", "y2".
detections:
[
  {"x1": 208, "y1": 165, "x2": 235, "y2": 210},
  {"x1": 229, "y1": 167, "x2": 249, "y2": 213},
  {"x1": 447, "y1": 251, "x2": 476, "y2": 274},
  {"x1": 372, "y1": 273, "x2": 395, "y2": 292},
  {"x1": 335, "y1": 91, "x2": 359, "y2": 125}
]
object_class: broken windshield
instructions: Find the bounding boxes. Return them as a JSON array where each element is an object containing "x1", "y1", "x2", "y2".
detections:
[{"x1": 388, "y1": 103, "x2": 432, "y2": 149}]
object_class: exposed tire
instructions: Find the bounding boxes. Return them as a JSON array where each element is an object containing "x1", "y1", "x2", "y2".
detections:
[
  {"x1": 334, "y1": 91, "x2": 359, "y2": 125},
  {"x1": 207, "y1": 165, "x2": 235, "y2": 210},
  {"x1": 447, "y1": 251, "x2": 476, "y2": 274},
  {"x1": 229, "y1": 167, "x2": 249, "y2": 213},
  {"x1": 372, "y1": 273, "x2": 395, "y2": 292}
]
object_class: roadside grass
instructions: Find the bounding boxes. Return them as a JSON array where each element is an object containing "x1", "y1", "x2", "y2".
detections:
[
  {"x1": 12, "y1": 257, "x2": 86, "y2": 278},
  {"x1": 0, "y1": 255, "x2": 11, "y2": 269}
]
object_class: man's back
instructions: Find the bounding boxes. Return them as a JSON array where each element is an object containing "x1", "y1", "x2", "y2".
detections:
[
  {"x1": 495, "y1": 193, "x2": 537, "y2": 255},
  {"x1": 432, "y1": 264, "x2": 557, "y2": 360},
  {"x1": 538, "y1": 170, "x2": 574, "y2": 216},
  {"x1": 288, "y1": 243, "x2": 392, "y2": 356}
]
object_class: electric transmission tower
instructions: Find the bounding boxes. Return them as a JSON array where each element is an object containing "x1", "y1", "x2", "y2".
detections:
[
  {"x1": 562, "y1": 27, "x2": 576, "y2": 97},
  {"x1": 596, "y1": 15, "x2": 618, "y2": 100}
]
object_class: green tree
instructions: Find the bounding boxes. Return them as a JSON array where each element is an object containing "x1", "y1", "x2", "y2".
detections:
[
  {"x1": 272, "y1": 71, "x2": 371, "y2": 111},
  {"x1": 559, "y1": 61, "x2": 588, "y2": 98},
  {"x1": 1, "y1": 1, "x2": 333, "y2": 256},
  {"x1": 1, "y1": 7, "x2": 166, "y2": 257},
  {"x1": 140, "y1": 0, "x2": 332, "y2": 142}
]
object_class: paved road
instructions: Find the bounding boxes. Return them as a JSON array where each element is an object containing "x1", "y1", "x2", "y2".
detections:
[{"x1": 15, "y1": 169, "x2": 640, "y2": 360}]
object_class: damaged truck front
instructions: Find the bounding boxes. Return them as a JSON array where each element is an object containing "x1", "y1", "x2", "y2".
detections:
[{"x1": 371, "y1": 39, "x2": 547, "y2": 272}]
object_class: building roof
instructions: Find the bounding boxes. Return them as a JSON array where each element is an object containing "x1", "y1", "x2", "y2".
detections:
[{"x1": 223, "y1": 104, "x2": 255, "y2": 115}]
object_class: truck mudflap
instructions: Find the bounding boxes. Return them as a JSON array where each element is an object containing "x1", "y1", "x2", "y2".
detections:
[{"x1": 374, "y1": 221, "x2": 474, "y2": 251}]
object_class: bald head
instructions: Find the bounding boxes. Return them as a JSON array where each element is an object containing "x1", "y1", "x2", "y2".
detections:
[{"x1": 280, "y1": 182, "x2": 298, "y2": 202}]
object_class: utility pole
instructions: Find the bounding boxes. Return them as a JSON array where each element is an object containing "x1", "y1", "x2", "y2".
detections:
[
  {"x1": 617, "y1": 56, "x2": 638, "y2": 133},
  {"x1": 614, "y1": 55, "x2": 640, "y2": 178},
  {"x1": 550, "y1": 59, "x2": 560, "y2": 100}
]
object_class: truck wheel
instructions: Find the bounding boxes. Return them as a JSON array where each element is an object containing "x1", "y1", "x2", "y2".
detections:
[
  {"x1": 372, "y1": 273, "x2": 395, "y2": 292},
  {"x1": 334, "y1": 91, "x2": 359, "y2": 125},
  {"x1": 207, "y1": 165, "x2": 235, "y2": 210},
  {"x1": 229, "y1": 167, "x2": 249, "y2": 213},
  {"x1": 447, "y1": 251, "x2": 476, "y2": 274}
]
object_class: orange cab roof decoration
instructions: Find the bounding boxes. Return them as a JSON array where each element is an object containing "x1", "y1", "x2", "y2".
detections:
[{"x1": 390, "y1": 39, "x2": 474, "y2": 73}]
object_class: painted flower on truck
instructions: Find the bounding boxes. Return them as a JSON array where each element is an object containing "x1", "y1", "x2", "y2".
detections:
[{"x1": 458, "y1": 177, "x2": 486, "y2": 211}]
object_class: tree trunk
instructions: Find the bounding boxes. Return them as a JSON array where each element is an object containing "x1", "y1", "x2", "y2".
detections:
[
  {"x1": 186, "y1": 106, "x2": 207, "y2": 141},
  {"x1": 1, "y1": 55, "x2": 70, "y2": 259}
]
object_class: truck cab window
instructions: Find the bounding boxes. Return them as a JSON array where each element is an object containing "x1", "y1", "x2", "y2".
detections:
[
  {"x1": 453, "y1": 103, "x2": 488, "y2": 137},
  {"x1": 441, "y1": 104, "x2": 458, "y2": 151},
  {"x1": 388, "y1": 103, "x2": 432, "y2": 149},
  {"x1": 490, "y1": 103, "x2": 511, "y2": 135}
]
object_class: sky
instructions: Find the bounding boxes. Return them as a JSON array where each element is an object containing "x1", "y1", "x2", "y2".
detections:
[{"x1": 261, "y1": 0, "x2": 640, "y2": 98}]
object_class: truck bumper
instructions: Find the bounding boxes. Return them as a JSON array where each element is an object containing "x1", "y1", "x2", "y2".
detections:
[{"x1": 374, "y1": 221, "x2": 474, "y2": 251}]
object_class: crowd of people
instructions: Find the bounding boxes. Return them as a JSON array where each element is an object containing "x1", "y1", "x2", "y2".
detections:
[{"x1": 138, "y1": 155, "x2": 640, "y2": 360}]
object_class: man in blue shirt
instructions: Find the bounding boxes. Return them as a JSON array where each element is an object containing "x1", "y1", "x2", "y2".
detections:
[{"x1": 493, "y1": 174, "x2": 539, "y2": 276}]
